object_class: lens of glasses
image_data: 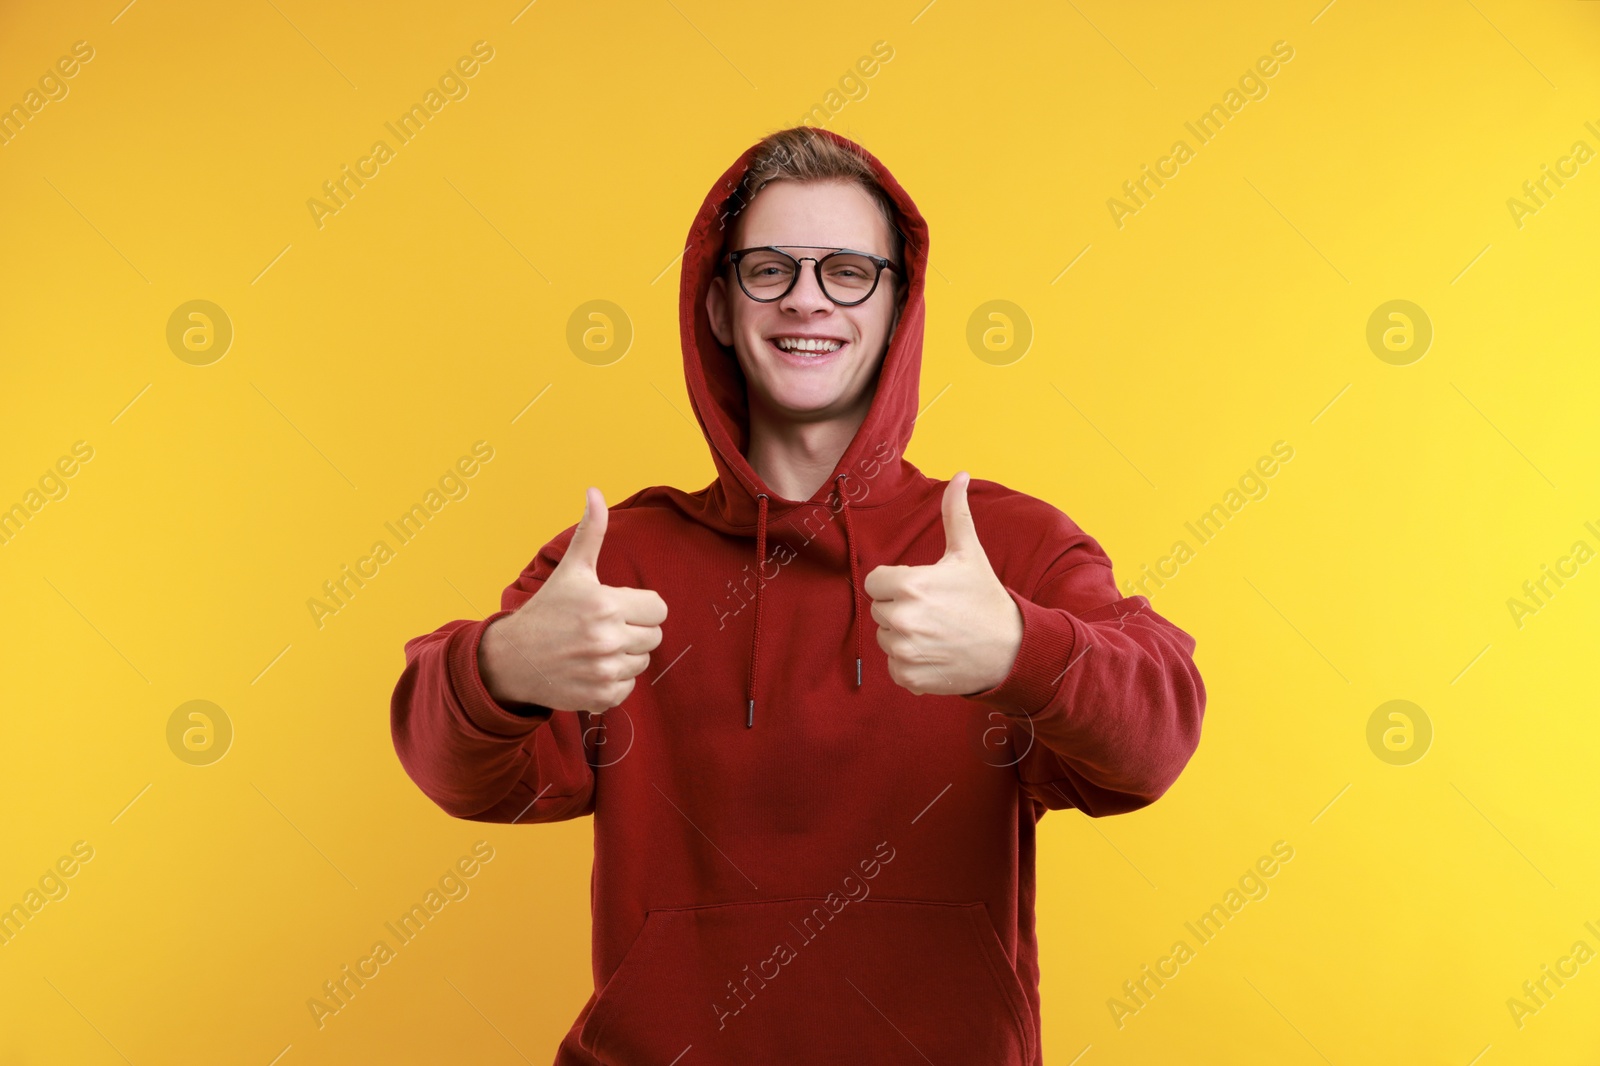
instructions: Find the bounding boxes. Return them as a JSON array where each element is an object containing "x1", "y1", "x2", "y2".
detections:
[{"x1": 737, "y1": 250, "x2": 881, "y2": 303}]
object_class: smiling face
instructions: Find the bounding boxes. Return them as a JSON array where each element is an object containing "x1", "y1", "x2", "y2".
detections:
[{"x1": 707, "y1": 179, "x2": 903, "y2": 430}]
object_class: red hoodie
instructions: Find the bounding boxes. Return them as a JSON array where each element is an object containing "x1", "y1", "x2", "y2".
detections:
[{"x1": 391, "y1": 128, "x2": 1206, "y2": 1065}]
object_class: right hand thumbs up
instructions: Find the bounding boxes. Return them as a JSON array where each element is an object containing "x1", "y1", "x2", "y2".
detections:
[
  {"x1": 552, "y1": 485, "x2": 609, "y2": 580},
  {"x1": 479, "y1": 488, "x2": 668, "y2": 714}
]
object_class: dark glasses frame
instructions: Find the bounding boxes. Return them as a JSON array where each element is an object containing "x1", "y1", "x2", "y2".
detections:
[{"x1": 723, "y1": 245, "x2": 900, "y2": 307}]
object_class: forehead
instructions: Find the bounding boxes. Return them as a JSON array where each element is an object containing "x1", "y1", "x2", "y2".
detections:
[{"x1": 736, "y1": 180, "x2": 893, "y2": 257}]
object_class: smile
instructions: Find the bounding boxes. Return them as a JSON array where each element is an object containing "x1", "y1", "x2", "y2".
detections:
[{"x1": 769, "y1": 336, "x2": 845, "y2": 356}]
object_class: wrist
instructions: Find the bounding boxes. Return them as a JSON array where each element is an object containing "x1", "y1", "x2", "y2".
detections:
[
  {"x1": 982, "y1": 597, "x2": 1025, "y2": 689},
  {"x1": 477, "y1": 616, "x2": 517, "y2": 706},
  {"x1": 961, "y1": 596, "x2": 1024, "y2": 697}
]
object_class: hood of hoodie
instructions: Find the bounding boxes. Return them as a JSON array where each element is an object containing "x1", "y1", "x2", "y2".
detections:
[
  {"x1": 665, "y1": 128, "x2": 931, "y2": 725},
  {"x1": 676, "y1": 127, "x2": 929, "y2": 529}
]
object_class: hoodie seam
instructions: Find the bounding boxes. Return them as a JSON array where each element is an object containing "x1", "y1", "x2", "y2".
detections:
[
  {"x1": 643, "y1": 895, "x2": 995, "y2": 915},
  {"x1": 715, "y1": 469, "x2": 928, "y2": 533}
]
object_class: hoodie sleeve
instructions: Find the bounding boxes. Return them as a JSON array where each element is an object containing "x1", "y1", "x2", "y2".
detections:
[
  {"x1": 962, "y1": 507, "x2": 1206, "y2": 819},
  {"x1": 389, "y1": 528, "x2": 596, "y2": 824}
]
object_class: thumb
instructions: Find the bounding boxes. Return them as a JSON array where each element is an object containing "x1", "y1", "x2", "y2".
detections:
[
  {"x1": 559, "y1": 487, "x2": 608, "y2": 577},
  {"x1": 939, "y1": 472, "x2": 982, "y2": 562}
]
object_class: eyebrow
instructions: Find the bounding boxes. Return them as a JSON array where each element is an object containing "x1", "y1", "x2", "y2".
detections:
[{"x1": 746, "y1": 244, "x2": 893, "y2": 258}]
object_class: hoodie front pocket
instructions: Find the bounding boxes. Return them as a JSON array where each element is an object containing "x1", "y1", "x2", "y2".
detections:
[{"x1": 579, "y1": 898, "x2": 1034, "y2": 1065}]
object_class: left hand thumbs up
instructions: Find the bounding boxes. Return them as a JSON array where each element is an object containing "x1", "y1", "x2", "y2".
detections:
[
  {"x1": 938, "y1": 468, "x2": 986, "y2": 564},
  {"x1": 863, "y1": 472, "x2": 1024, "y2": 696}
]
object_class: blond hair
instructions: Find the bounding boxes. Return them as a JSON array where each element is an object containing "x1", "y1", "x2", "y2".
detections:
[{"x1": 720, "y1": 127, "x2": 903, "y2": 265}]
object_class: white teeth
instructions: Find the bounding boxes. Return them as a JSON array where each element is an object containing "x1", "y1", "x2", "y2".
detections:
[{"x1": 773, "y1": 337, "x2": 843, "y2": 353}]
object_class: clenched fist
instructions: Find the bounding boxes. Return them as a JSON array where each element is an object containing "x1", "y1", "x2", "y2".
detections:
[
  {"x1": 864, "y1": 472, "x2": 1023, "y2": 697},
  {"x1": 479, "y1": 488, "x2": 667, "y2": 713}
]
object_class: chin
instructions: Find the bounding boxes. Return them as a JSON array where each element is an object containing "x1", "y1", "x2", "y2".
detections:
[{"x1": 765, "y1": 382, "x2": 851, "y2": 417}]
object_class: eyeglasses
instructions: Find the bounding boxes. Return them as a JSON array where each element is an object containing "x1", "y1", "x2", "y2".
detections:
[{"x1": 724, "y1": 245, "x2": 900, "y2": 307}]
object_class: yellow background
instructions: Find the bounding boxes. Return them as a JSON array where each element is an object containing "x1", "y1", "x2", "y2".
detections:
[{"x1": 3, "y1": 0, "x2": 1598, "y2": 1062}]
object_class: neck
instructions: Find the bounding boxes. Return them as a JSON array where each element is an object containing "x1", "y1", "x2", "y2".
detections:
[{"x1": 745, "y1": 387, "x2": 875, "y2": 502}]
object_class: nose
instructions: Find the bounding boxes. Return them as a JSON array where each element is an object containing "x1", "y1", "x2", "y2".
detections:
[{"x1": 778, "y1": 262, "x2": 833, "y2": 315}]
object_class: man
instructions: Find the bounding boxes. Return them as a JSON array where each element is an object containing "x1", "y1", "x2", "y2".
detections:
[{"x1": 391, "y1": 126, "x2": 1206, "y2": 1065}]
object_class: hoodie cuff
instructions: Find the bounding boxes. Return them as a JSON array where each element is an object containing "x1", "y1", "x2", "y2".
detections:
[
  {"x1": 445, "y1": 610, "x2": 556, "y2": 737},
  {"x1": 964, "y1": 587, "x2": 1081, "y2": 719}
]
